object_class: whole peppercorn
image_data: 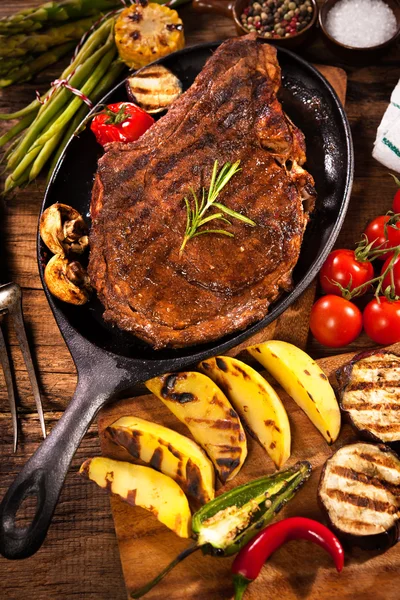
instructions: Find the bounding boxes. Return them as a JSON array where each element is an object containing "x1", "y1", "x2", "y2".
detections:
[{"x1": 240, "y1": 0, "x2": 312, "y2": 38}]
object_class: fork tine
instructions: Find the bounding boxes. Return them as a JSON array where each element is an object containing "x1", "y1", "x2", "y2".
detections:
[
  {"x1": 0, "y1": 321, "x2": 18, "y2": 453},
  {"x1": 9, "y1": 299, "x2": 46, "y2": 441}
]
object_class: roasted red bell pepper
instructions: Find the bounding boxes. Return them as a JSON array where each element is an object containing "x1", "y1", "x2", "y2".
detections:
[
  {"x1": 231, "y1": 516, "x2": 344, "y2": 600},
  {"x1": 90, "y1": 102, "x2": 154, "y2": 146}
]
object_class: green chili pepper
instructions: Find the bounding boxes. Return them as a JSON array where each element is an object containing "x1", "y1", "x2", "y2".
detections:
[{"x1": 131, "y1": 461, "x2": 311, "y2": 599}]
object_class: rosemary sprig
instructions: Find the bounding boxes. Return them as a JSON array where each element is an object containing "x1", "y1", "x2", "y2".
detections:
[{"x1": 179, "y1": 160, "x2": 256, "y2": 256}]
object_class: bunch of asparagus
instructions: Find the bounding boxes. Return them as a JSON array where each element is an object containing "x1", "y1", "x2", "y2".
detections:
[
  {"x1": 0, "y1": 15, "x2": 126, "y2": 193},
  {"x1": 0, "y1": 0, "x2": 191, "y2": 193},
  {"x1": 0, "y1": 0, "x2": 122, "y2": 87}
]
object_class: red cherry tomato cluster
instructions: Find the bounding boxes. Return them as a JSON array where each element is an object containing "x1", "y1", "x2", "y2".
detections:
[{"x1": 311, "y1": 176, "x2": 400, "y2": 347}]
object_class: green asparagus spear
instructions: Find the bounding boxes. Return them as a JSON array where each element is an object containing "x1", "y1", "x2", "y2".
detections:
[
  {"x1": 4, "y1": 103, "x2": 66, "y2": 193},
  {"x1": 3, "y1": 171, "x2": 30, "y2": 196},
  {"x1": 0, "y1": 57, "x2": 27, "y2": 76},
  {"x1": 29, "y1": 125, "x2": 67, "y2": 182},
  {"x1": 0, "y1": 15, "x2": 99, "y2": 58},
  {"x1": 47, "y1": 57, "x2": 126, "y2": 179},
  {"x1": 0, "y1": 16, "x2": 113, "y2": 120},
  {"x1": 0, "y1": 0, "x2": 121, "y2": 35},
  {"x1": 32, "y1": 45, "x2": 117, "y2": 149},
  {"x1": 0, "y1": 42, "x2": 75, "y2": 88},
  {"x1": 6, "y1": 44, "x2": 116, "y2": 187},
  {"x1": 0, "y1": 113, "x2": 36, "y2": 148},
  {"x1": 7, "y1": 38, "x2": 115, "y2": 170}
]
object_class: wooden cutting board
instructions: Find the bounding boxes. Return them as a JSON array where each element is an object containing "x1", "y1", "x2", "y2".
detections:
[
  {"x1": 96, "y1": 65, "x2": 353, "y2": 600},
  {"x1": 98, "y1": 341, "x2": 400, "y2": 600}
]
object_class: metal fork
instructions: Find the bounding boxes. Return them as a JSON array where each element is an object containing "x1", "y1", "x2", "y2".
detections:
[{"x1": 0, "y1": 282, "x2": 46, "y2": 452}]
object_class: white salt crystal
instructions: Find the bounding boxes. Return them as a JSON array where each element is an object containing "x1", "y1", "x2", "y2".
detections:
[{"x1": 325, "y1": 0, "x2": 398, "y2": 48}]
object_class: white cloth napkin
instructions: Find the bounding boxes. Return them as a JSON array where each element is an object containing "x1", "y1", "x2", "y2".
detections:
[{"x1": 373, "y1": 79, "x2": 400, "y2": 173}]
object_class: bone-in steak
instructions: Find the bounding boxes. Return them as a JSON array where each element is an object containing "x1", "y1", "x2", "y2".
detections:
[{"x1": 89, "y1": 35, "x2": 315, "y2": 349}]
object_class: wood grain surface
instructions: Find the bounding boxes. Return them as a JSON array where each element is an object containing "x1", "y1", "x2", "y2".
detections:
[
  {"x1": 97, "y1": 343, "x2": 400, "y2": 600},
  {"x1": 0, "y1": 1, "x2": 399, "y2": 599}
]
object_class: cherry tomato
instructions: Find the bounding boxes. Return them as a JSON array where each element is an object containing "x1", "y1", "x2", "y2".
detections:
[
  {"x1": 363, "y1": 297, "x2": 400, "y2": 345},
  {"x1": 393, "y1": 189, "x2": 400, "y2": 213},
  {"x1": 363, "y1": 215, "x2": 391, "y2": 259},
  {"x1": 90, "y1": 102, "x2": 154, "y2": 146},
  {"x1": 309, "y1": 295, "x2": 362, "y2": 347},
  {"x1": 387, "y1": 219, "x2": 400, "y2": 248},
  {"x1": 319, "y1": 249, "x2": 373, "y2": 296},
  {"x1": 381, "y1": 254, "x2": 400, "y2": 296}
]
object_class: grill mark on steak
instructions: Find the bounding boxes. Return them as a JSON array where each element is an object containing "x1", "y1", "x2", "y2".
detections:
[{"x1": 89, "y1": 35, "x2": 315, "y2": 348}]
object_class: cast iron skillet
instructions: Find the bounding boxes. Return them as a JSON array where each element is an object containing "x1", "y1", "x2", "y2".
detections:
[{"x1": 0, "y1": 41, "x2": 353, "y2": 560}]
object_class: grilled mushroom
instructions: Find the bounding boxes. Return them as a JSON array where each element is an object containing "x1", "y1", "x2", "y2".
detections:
[
  {"x1": 126, "y1": 65, "x2": 182, "y2": 114},
  {"x1": 44, "y1": 254, "x2": 92, "y2": 305},
  {"x1": 318, "y1": 442, "x2": 400, "y2": 551},
  {"x1": 40, "y1": 203, "x2": 89, "y2": 256}
]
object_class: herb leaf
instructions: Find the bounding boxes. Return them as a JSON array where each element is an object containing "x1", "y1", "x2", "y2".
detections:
[{"x1": 179, "y1": 160, "x2": 256, "y2": 256}]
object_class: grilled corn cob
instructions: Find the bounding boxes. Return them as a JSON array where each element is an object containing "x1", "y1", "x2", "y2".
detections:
[{"x1": 115, "y1": 3, "x2": 185, "y2": 69}]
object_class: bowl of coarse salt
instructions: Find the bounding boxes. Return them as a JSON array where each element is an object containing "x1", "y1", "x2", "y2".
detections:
[{"x1": 319, "y1": 0, "x2": 400, "y2": 62}]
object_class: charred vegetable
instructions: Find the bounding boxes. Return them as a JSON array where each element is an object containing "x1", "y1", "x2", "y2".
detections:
[
  {"x1": 248, "y1": 341, "x2": 341, "y2": 444},
  {"x1": 80, "y1": 457, "x2": 191, "y2": 538},
  {"x1": 44, "y1": 254, "x2": 92, "y2": 305},
  {"x1": 105, "y1": 415, "x2": 215, "y2": 504},
  {"x1": 115, "y1": 3, "x2": 184, "y2": 70},
  {"x1": 90, "y1": 102, "x2": 154, "y2": 146},
  {"x1": 198, "y1": 356, "x2": 291, "y2": 469},
  {"x1": 145, "y1": 371, "x2": 247, "y2": 483},
  {"x1": 318, "y1": 442, "x2": 400, "y2": 550},
  {"x1": 126, "y1": 65, "x2": 182, "y2": 114},
  {"x1": 337, "y1": 350, "x2": 400, "y2": 445},
  {"x1": 40, "y1": 203, "x2": 89, "y2": 256},
  {"x1": 131, "y1": 461, "x2": 312, "y2": 598}
]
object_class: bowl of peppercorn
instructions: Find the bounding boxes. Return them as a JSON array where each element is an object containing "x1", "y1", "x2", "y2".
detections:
[
  {"x1": 192, "y1": 0, "x2": 318, "y2": 48},
  {"x1": 319, "y1": 0, "x2": 400, "y2": 63}
]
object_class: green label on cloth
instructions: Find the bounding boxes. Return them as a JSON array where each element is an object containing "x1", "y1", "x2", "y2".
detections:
[{"x1": 383, "y1": 137, "x2": 400, "y2": 159}]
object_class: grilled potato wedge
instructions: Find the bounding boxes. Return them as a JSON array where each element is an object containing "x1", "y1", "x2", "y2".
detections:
[
  {"x1": 248, "y1": 340, "x2": 340, "y2": 444},
  {"x1": 145, "y1": 372, "x2": 247, "y2": 483},
  {"x1": 105, "y1": 416, "x2": 214, "y2": 504},
  {"x1": 198, "y1": 356, "x2": 290, "y2": 469},
  {"x1": 337, "y1": 350, "x2": 400, "y2": 445},
  {"x1": 115, "y1": 3, "x2": 184, "y2": 69},
  {"x1": 318, "y1": 442, "x2": 400, "y2": 550},
  {"x1": 126, "y1": 65, "x2": 182, "y2": 114},
  {"x1": 80, "y1": 457, "x2": 191, "y2": 538}
]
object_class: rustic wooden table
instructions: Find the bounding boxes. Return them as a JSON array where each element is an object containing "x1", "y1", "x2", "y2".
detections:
[{"x1": 0, "y1": 1, "x2": 399, "y2": 599}]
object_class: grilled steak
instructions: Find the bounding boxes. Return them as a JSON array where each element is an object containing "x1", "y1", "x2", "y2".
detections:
[
  {"x1": 337, "y1": 350, "x2": 400, "y2": 443},
  {"x1": 318, "y1": 442, "x2": 400, "y2": 548},
  {"x1": 89, "y1": 34, "x2": 315, "y2": 349}
]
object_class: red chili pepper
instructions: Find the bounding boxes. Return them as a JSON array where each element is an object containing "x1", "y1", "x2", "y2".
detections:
[
  {"x1": 231, "y1": 517, "x2": 344, "y2": 600},
  {"x1": 90, "y1": 102, "x2": 154, "y2": 147}
]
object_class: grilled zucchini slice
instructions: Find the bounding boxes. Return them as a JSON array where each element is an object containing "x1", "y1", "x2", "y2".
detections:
[
  {"x1": 318, "y1": 442, "x2": 400, "y2": 550},
  {"x1": 126, "y1": 65, "x2": 182, "y2": 113},
  {"x1": 115, "y1": 3, "x2": 185, "y2": 69},
  {"x1": 337, "y1": 350, "x2": 400, "y2": 445}
]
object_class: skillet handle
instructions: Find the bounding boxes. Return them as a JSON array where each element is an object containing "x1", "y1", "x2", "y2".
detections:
[{"x1": 0, "y1": 375, "x2": 116, "y2": 560}]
